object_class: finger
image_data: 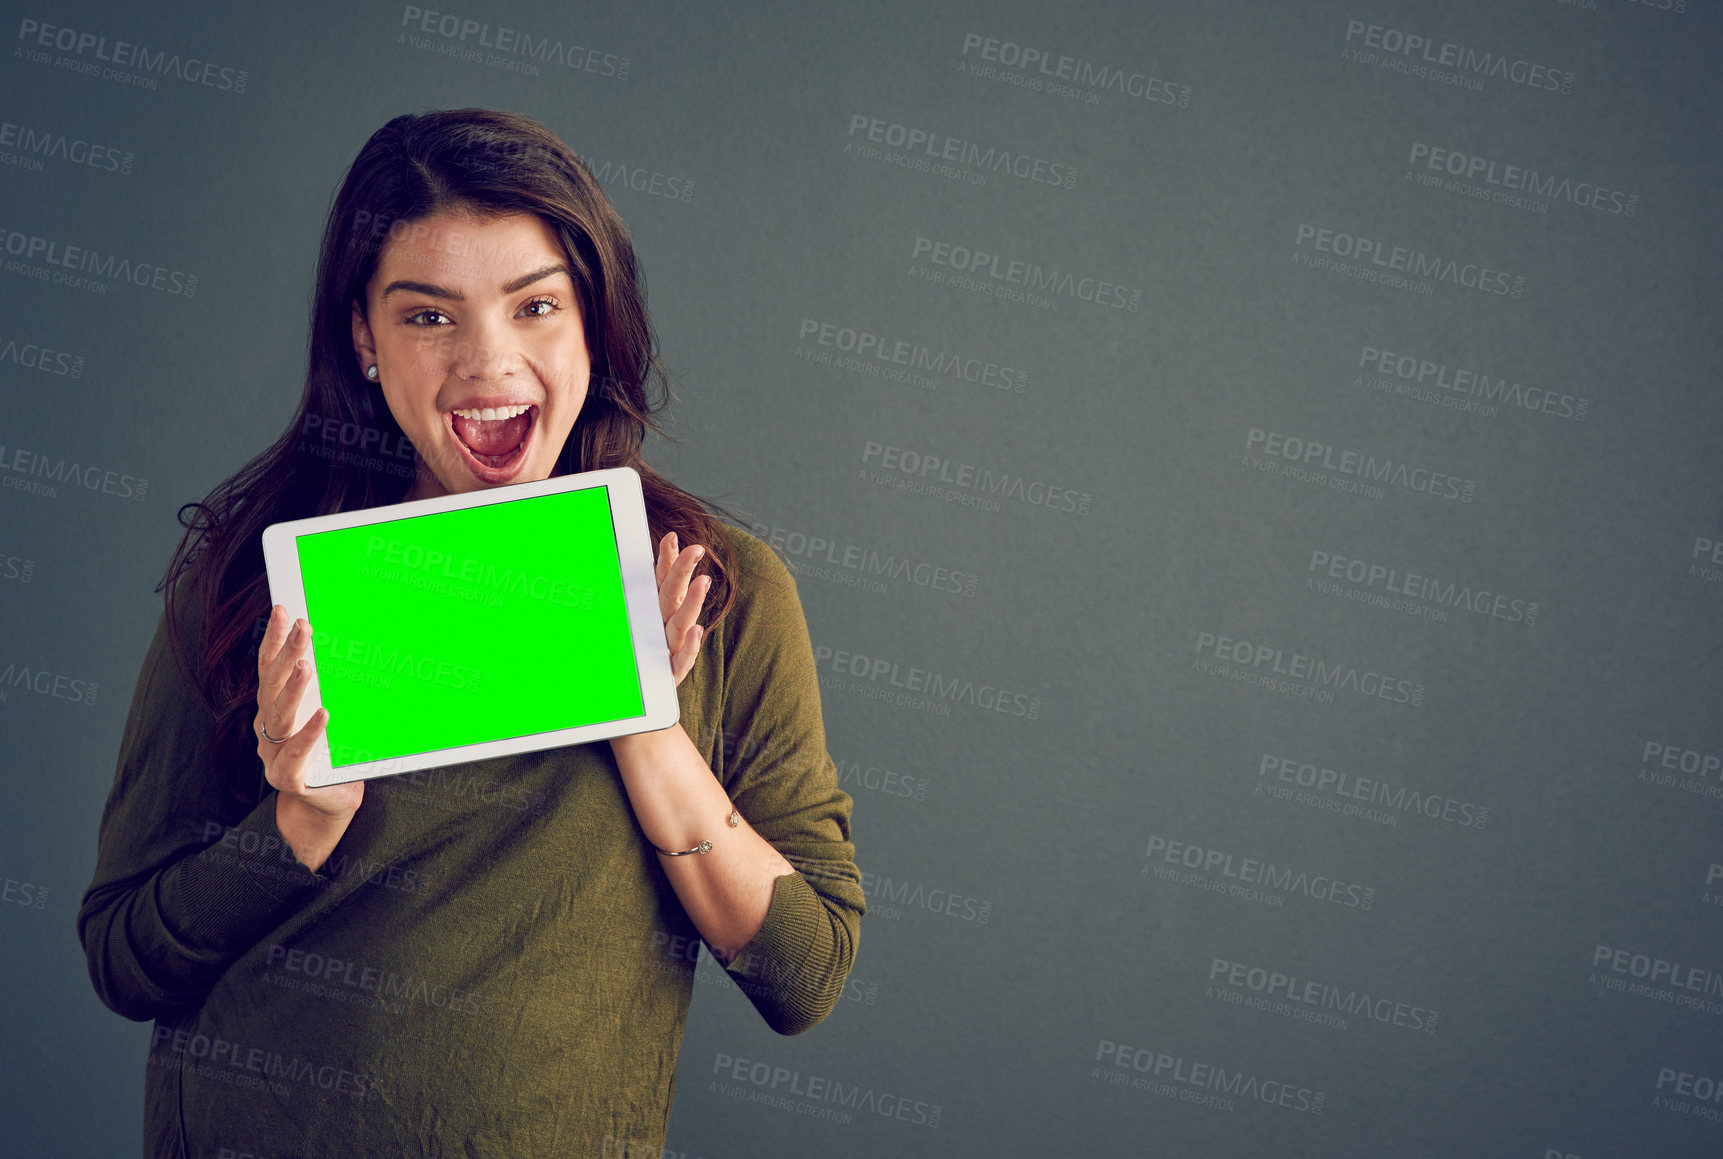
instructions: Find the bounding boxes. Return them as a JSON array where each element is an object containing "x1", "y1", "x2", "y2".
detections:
[
  {"x1": 661, "y1": 544, "x2": 705, "y2": 621},
  {"x1": 670, "y1": 624, "x2": 705, "y2": 685},
  {"x1": 261, "y1": 619, "x2": 313, "y2": 719},
  {"x1": 263, "y1": 707, "x2": 330, "y2": 796},
  {"x1": 263, "y1": 704, "x2": 326, "y2": 779},
  {"x1": 261, "y1": 615, "x2": 313, "y2": 708},
  {"x1": 665, "y1": 576, "x2": 709, "y2": 682},
  {"x1": 262, "y1": 653, "x2": 315, "y2": 746},
  {"x1": 257, "y1": 604, "x2": 292, "y2": 679},
  {"x1": 655, "y1": 532, "x2": 674, "y2": 588},
  {"x1": 666, "y1": 573, "x2": 710, "y2": 640},
  {"x1": 654, "y1": 537, "x2": 689, "y2": 619}
]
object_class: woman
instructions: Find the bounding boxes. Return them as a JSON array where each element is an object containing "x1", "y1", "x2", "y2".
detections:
[{"x1": 78, "y1": 108, "x2": 864, "y2": 1158}]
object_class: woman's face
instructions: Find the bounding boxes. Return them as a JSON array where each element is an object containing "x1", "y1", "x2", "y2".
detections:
[{"x1": 351, "y1": 210, "x2": 591, "y2": 500}]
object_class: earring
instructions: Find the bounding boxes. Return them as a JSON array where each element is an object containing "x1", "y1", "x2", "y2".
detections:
[{"x1": 365, "y1": 365, "x2": 379, "y2": 381}]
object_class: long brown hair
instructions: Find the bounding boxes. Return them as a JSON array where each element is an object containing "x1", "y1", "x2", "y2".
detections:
[{"x1": 162, "y1": 108, "x2": 738, "y2": 805}]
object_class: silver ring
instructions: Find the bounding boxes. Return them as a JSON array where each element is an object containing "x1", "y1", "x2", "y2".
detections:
[{"x1": 259, "y1": 719, "x2": 289, "y2": 744}]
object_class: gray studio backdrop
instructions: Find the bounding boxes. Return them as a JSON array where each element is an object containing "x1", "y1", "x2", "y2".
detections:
[{"x1": 3, "y1": 1, "x2": 1720, "y2": 1155}]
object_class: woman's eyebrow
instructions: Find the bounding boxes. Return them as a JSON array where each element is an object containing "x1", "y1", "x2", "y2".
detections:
[{"x1": 379, "y1": 263, "x2": 572, "y2": 302}]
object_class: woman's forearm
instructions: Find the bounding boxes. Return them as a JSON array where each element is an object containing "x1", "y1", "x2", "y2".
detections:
[
  {"x1": 609, "y1": 722, "x2": 796, "y2": 958},
  {"x1": 79, "y1": 791, "x2": 328, "y2": 1021}
]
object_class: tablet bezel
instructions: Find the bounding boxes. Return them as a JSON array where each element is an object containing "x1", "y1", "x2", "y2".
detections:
[{"x1": 260, "y1": 466, "x2": 679, "y2": 787}]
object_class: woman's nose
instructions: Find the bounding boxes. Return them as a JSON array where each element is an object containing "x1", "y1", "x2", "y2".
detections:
[{"x1": 435, "y1": 315, "x2": 521, "y2": 381}]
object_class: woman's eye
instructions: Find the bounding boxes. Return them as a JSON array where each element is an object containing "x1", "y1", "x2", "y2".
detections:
[{"x1": 404, "y1": 299, "x2": 557, "y2": 324}]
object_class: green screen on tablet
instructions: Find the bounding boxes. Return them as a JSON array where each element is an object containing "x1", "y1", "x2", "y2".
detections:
[{"x1": 294, "y1": 485, "x2": 643, "y2": 768}]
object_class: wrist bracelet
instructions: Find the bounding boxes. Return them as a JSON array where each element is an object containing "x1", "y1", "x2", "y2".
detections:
[{"x1": 655, "y1": 810, "x2": 741, "y2": 857}]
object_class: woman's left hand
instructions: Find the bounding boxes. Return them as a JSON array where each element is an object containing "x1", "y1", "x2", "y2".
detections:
[{"x1": 654, "y1": 531, "x2": 711, "y2": 686}]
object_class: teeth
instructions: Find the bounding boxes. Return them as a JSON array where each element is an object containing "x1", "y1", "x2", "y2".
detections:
[{"x1": 451, "y1": 404, "x2": 532, "y2": 421}]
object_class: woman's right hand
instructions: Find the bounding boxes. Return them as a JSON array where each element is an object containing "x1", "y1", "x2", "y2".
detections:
[{"x1": 256, "y1": 604, "x2": 362, "y2": 872}]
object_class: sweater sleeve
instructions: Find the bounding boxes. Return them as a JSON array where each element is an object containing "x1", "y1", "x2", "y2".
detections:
[
  {"x1": 77, "y1": 592, "x2": 330, "y2": 1022},
  {"x1": 709, "y1": 529, "x2": 866, "y2": 1035}
]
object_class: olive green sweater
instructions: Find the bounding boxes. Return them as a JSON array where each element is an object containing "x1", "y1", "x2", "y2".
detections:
[{"x1": 79, "y1": 523, "x2": 865, "y2": 1158}]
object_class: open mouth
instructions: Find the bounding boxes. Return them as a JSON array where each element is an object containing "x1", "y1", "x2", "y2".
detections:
[{"x1": 448, "y1": 403, "x2": 536, "y2": 477}]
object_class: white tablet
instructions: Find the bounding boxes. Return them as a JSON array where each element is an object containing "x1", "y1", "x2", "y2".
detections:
[{"x1": 260, "y1": 466, "x2": 679, "y2": 786}]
